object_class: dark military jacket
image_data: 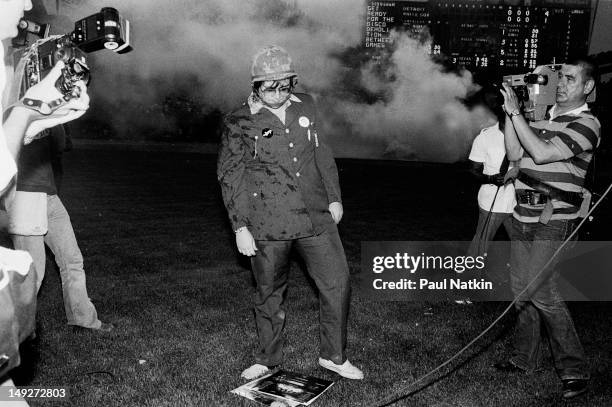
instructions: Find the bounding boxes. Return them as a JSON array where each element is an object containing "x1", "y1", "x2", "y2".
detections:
[{"x1": 217, "y1": 93, "x2": 341, "y2": 240}]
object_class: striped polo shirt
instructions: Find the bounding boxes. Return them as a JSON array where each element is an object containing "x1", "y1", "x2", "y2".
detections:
[{"x1": 514, "y1": 103, "x2": 601, "y2": 223}]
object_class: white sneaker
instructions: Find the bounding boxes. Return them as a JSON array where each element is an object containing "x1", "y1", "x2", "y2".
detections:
[
  {"x1": 240, "y1": 364, "x2": 270, "y2": 380},
  {"x1": 318, "y1": 358, "x2": 364, "y2": 380}
]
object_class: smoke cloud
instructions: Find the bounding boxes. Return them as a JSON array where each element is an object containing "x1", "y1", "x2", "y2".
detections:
[
  {"x1": 323, "y1": 32, "x2": 489, "y2": 162},
  {"x1": 43, "y1": 0, "x2": 493, "y2": 161}
]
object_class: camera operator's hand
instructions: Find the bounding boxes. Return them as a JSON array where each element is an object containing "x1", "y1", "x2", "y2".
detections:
[
  {"x1": 19, "y1": 61, "x2": 90, "y2": 141},
  {"x1": 235, "y1": 227, "x2": 258, "y2": 257},
  {"x1": 486, "y1": 173, "x2": 506, "y2": 187},
  {"x1": 500, "y1": 83, "x2": 520, "y2": 116}
]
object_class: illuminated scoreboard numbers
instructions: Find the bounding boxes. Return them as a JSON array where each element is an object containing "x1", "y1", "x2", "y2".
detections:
[
  {"x1": 363, "y1": 0, "x2": 590, "y2": 72},
  {"x1": 500, "y1": 4, "x2": 545, "y2": 70},
  {"x1": 521, "y1": 25, "x2": 538, "y2": 69},
  {"x1": 475, "y1": 55, "x2": 488, "y2": 68},
  {"x1": 506, "y1": 6, "x2": 530, "y2": 23},
  {"x1": 529, "y1": 26, "x2": 539, "y2": 69}
]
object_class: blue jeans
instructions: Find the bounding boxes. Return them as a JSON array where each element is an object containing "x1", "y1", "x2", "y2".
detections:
[
  {"x1": 11, "y1": 195, "x2": 101, "y2": 329},
  {"x1": 509, "y1": 217, "x2": 588, "y2": 380},
  {"x1": 250, "y1": 225, "x2": 350, "y2": 367}
]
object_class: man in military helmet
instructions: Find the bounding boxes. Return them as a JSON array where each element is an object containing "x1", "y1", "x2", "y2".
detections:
[{"x1": 217, "y1": 45, "x2": 363, "y2": 381}]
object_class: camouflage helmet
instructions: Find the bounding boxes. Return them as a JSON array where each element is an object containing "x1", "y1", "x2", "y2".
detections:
[{"x1": 250, "y1": 45, "x2": 297, "y2": 83}]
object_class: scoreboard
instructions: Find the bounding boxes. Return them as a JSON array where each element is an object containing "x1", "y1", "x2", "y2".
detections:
[{"x1": 364, "y1": 0, "x2": 591, "y2": 73}]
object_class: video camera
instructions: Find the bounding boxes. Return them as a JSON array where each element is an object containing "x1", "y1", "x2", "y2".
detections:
[
  {"x1": 503, "y1": 64, "x2": 596, "y2": 121},
  {"x1": 14, "y1": 7, "x2": 132, "y2": 101}
]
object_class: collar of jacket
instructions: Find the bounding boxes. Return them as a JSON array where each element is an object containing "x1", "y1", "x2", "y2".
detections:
[{"x1": 247, "y1": 93, "x2": 302, "y2": 115}]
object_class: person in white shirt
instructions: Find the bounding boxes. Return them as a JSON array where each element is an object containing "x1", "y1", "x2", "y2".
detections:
[{"x1": 467, "y1": 88, "x2": 516, "y2": 258}]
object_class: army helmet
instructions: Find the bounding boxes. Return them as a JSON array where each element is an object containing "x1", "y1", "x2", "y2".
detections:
[{"x1": 251, "y1": 45, "x2": 298, "y2": 83}]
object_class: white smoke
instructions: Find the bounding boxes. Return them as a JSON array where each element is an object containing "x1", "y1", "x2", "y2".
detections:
[
  {"x1": 47, "y1": 0, "x2": 491, "y2": 161},
  {"x1": 324, "y1": 32, "x2": 488, "y2": 162},
  {"x1": 55, "y1": 0, "x2": 356, "y2": 107}
]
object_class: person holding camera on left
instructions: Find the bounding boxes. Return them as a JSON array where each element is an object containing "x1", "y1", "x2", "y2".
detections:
[
  {"x1": 1, "y1": 1, "x2": 90, "y2": 175},
  {"x1": 2, "y1": 0, "x2": 91, "y2": 399},
  {"x1": 7, "y1": 121, "x2": 114, "y2": 332},
  {"x1": 2, "y1": 1, "x2": 110, "y2": 334}
]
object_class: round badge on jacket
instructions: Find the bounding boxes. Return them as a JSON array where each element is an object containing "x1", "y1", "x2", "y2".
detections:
[{"x1": 298, "y1": 116, "x2": 310, "y2": 128}]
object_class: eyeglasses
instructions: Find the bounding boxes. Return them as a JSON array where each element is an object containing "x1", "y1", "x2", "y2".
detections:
[{"x1": 260, "y1": 85, "x2": 292, "y2": 97}]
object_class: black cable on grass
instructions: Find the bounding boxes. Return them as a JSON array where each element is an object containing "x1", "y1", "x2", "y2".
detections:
[{"x1": 370, "y1": 182, "x2": 612, "y2": 407}]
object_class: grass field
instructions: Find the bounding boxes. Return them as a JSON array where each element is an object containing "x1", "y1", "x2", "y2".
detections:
[{"x1": 7, "y1": 147, "x2": 612, "y2": 407}]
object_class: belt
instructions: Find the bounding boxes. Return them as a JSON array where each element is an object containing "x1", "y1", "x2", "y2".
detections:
[
  {"x1": 517, "y1": 190, "x2": 547, "y2": 205},
  {"x1": 517, "y1": 172, "x2": 584, "y2": 207},
  {"x1": 516, "y1": 172, "x2": 587, "y2": 224}
]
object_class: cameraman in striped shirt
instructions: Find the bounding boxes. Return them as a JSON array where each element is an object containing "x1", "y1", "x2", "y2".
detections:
[{"x1": 496, "y1": 58, "x2": 600, "y2": 400}]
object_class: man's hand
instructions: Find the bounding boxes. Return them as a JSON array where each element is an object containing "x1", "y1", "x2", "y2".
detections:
[
  {"x1": 486, "y1": 173, "x2": 506, "y2": 186},
  {"x1": 500, "y1": 83, "x2": 520, "y2": 115},
  {"x1": 504, "y1": 167, "x2": 520, "y2": 184},
  {"x1": 20, "y1": 61, "x2": 90, "y2": 140},
  {"x1": 329, "y1": 201, "x2": 343, "y2": 224},
  {"x1": 236, "y1": 227, "x2": 258, "y2": 256}
]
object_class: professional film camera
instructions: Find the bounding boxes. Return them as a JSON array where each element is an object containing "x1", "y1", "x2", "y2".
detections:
[
  {"x1": 503, "y1": 64, "x2": 596, "y2": 121},
  {"x1": 14, "y1": 7, "x2": 131, "y2": 101}
]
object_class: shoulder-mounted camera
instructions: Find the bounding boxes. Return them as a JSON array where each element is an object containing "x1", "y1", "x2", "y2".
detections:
[{"x1": 503, "y1": 64, "x2": 596, "y2": 121}]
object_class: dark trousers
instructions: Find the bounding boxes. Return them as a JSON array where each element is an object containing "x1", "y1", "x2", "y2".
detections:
[
  {"x1": 509, "y1": 217, "x2": 589, "y2": 380},
  {"x1": 467, "y1": 208, "x2": 513, "y2": 258},
  {"x1": 250, "y1": 225, "x2": 350, "y2": 367}
]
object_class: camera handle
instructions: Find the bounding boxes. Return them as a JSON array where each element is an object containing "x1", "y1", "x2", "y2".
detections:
[{"x1": 8, "y1": 97, "x2": 65, "y2": 116}]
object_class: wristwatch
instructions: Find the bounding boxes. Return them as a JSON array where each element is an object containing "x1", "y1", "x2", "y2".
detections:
[{"x1": 509, "y1": 109, "x2": 521, "y2": 117}]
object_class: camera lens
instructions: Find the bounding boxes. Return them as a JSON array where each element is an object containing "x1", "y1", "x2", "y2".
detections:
[
  {"x1": 104, "y1": 42, "x2": 119, "y2": 50},
  {"x1": 101, "y1": 8, "x2": 121, "y2": 43},
  {"x1": 524, "y1": 74, "x2": 548, "y2": 85}
]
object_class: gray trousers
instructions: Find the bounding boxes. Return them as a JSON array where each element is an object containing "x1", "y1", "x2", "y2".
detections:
[
  {"x1": 11, "y1": 195, "x2": 100, "y2": 329},
  {"x1": 250, "y1": 224, "x2": 350, "y2": 367}
]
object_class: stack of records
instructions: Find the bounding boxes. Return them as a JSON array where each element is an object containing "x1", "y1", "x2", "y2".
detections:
[{"x1": 231, "y1": 370, "x2": 334, "y2": 406}]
